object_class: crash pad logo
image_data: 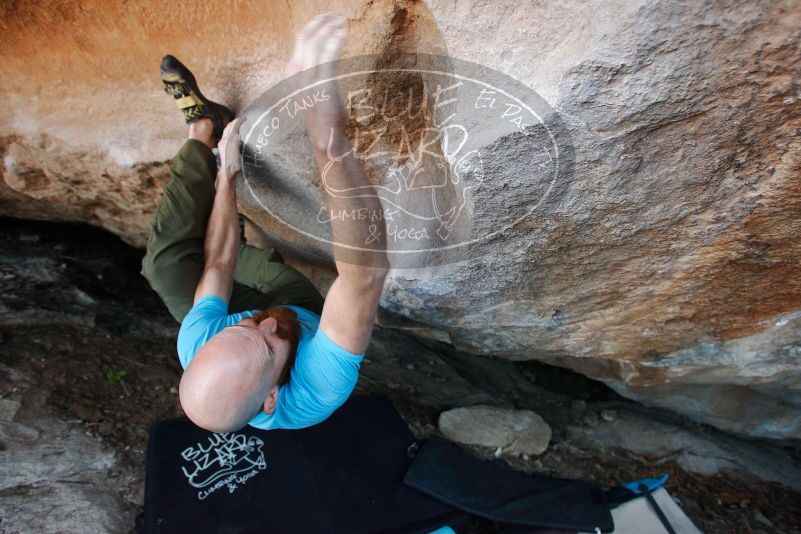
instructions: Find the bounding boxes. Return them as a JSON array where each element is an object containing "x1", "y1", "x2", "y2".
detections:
[
  {"x1": 179, "y1": 433, "x2": 266, "y2": 500},
  {"x1": 241, "y1": 53, "x2": 571, "y2": 268}
]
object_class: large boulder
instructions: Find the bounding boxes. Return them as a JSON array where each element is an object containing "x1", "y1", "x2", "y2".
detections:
[{"x1": 1, "y1": 0, "x2": 800, "y2": 441}]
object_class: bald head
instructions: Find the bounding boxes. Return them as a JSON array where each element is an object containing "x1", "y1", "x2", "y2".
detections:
[{"x1": 179, "y1": 327, "x2": 274, "y2": 433}]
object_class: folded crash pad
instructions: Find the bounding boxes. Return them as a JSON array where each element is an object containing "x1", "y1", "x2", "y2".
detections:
[{"x1": 404, "y1": 437, "x2": 614, "y2": 533}]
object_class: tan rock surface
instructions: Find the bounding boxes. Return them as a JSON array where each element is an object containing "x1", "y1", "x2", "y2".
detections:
[{"x1": 2, "y1": 0, "x2": 800, "y2": 440}]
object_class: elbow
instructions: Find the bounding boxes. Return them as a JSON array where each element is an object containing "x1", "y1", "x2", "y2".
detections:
[
  {"x1": 337, "y1": 264, "x2": 389, "y2": 287},
  {"x1": 203, "y1": 234, "x2": 240, "y2": 271},
  {"x1": 204, "y1": 254, "x2": 237, "y2": 274},
  {"x1": 364, "y1": 267, "x2": 389, "y2": 288}
]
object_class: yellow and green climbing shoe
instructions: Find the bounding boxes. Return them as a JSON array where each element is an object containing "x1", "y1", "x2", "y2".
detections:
[{"x1": 160, "y1": 54, "x2": 233, "y2": 140}]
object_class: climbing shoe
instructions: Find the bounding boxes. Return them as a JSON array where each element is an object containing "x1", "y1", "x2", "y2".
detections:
[{"x1": 160, "y1": 54, "x2": 233, "y2": 140}]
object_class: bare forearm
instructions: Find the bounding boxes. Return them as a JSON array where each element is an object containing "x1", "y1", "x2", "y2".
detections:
[
  {"x1": 292, "y1": 13, "x2": 388, "y2": 355},
  {"x1": 203, "y1": 172, "x2": 239, "y2": 277},
  {"x1": 312, "y1": 133, "x2": 389, "y2": 274}
]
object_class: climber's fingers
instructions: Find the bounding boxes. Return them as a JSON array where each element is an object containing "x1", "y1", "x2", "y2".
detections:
[
  {"x1": 304, "y1": 13, "x2": 344, "y2": 73},
  {"x1": 287, "y1": 13, "x2": 347, "y2": 82},
  {"x1": 218, "y1": 118, "x2": 242, "y2": 180},
  {"x1": 287, "y1": 14, "x2": 327, "y2": 77},
  {"x1": 289, "y1": 15, "x2": 326, "y2": 72},
  {"x1": 319, "y1": 18, "x2": 347, "y2": 67}
]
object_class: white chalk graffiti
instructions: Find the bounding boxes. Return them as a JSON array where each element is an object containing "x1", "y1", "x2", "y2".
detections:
[
  {"x1": 317, "y1": 85, "x2": 487, "y2": 242},
  {"x1": 241, "y1": 57, "x2": 563, "y2": 261},
  {"x1": 179, "y1": 432, "x2": 266, "y2": 500}
]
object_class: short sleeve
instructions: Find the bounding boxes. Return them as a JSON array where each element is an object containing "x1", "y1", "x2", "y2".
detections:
[
  {"x1": 297, "y1": 326, "x2": 364, "y2": 407},
  {"x1": 176, "y1": 296, "x2": 254, "y2": 369}
]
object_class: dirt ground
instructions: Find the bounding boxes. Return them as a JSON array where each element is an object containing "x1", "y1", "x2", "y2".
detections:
[{"x1": 1, "y1": 217, "x2": 800, "y2": 533}]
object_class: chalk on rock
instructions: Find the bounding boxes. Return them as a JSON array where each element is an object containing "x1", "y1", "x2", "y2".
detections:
[{"x1": 438, "y1": 405, "x2": 552, "y2": 456}]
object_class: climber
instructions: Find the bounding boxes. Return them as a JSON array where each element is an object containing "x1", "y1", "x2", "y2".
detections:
[{"x1": 141, "y1": 13, "x2": 389, "y2": 433}]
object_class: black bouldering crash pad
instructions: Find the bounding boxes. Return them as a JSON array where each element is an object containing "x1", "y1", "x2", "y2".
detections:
[{"x1": 141, "y1": 395, "x2": 468, "y2": 533}]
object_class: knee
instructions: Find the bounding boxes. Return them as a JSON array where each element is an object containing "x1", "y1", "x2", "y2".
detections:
[
  {"x1": 140, "y1": 254, "x2": 190, "y2": 324},
  {"x1": 140, "y1": 250, "x2": 175, "y2": 299},
  {"x1": 141, "y1": 251, "x2": 160, "y2": 291}
]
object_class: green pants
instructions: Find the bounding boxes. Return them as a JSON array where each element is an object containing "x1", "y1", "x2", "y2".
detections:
[{"x1": 141, "y1": 139, "x2": 324, "y2": 323}]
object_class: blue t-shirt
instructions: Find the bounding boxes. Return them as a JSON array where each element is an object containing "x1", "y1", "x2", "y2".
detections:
[{"x1": 176, "y1": 295, "x2": 364, "y2": 430}]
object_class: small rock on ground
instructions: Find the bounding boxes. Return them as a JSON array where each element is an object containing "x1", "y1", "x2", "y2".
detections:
[{"x1": 438, "y1": 405, "x2": 551, "y2": 456}]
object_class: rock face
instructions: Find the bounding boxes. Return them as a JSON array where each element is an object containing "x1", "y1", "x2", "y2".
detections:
[
  {"x1": 567, "y1": 410, "x2": 801, "y2": 491},
  {"x1": 0, "y1": 378, "x2": 128, "y2": 533},
  {"x1": 2, "y1": 1, "x2": 801, "y2": 441},
  {"x1": 439, "y1": 405, "x2": 552, "y2": 456}
]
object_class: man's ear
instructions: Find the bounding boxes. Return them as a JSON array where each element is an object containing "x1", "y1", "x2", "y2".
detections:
[{"x1": 263, "y1": 386, "x2": 279, "y2": 415}]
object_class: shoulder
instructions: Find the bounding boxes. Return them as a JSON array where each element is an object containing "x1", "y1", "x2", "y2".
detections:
[
  {"x1": 284, "y1": 305, "x2": 364, "y2": 359},
  {"x1": 246, "y1": 306, "x2": 363, "y2": 431},
  {"x1": 185, "y1": 295, "x2": 229, "y2": 319},
  {"x1": 176, "y1": 296, "x2": 254, "y2": 369},
  {"x1": 287, "y1": 312, "x2": 364, "y2": 409}
]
